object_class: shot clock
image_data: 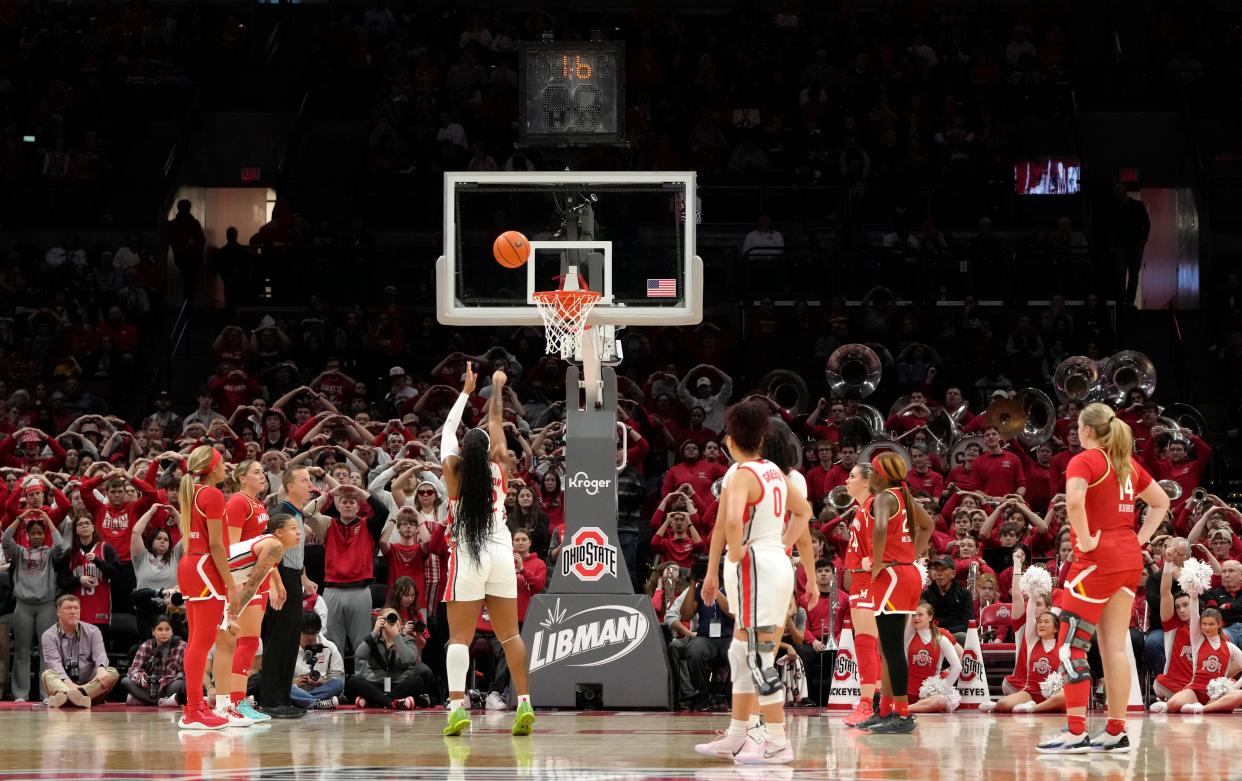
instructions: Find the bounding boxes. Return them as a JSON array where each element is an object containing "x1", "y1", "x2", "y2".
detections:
[{"x1": 518, "y1": 41, "x2": 624, "y2": 145}]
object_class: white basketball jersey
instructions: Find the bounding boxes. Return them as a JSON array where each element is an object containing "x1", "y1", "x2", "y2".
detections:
[
  {"x1": 723, "y1": 458, "x2": 788, "y2": 550},
  {"x1": 226, "y1": 534, "x2": 274, "y2": 585},
  {"x1": 448, "y1": 461, "x2": 510, "y2": 545}
]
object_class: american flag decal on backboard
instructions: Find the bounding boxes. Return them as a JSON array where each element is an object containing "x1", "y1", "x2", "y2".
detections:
[{"x1": 646, "y1": 278, "x2": 677, "y2": 298}]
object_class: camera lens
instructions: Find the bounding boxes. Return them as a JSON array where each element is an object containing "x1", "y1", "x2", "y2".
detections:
[
  {"x1": 385, "y1": 613, "x2": 399, "y2": 624},
  {"x1": 170, "y1": 592, "x2": 184, "y2": 607}
]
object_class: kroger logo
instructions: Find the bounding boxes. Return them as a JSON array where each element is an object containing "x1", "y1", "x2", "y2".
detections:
[{"x1": 569, "y1": 471, "x2": 611, "y2": 496}]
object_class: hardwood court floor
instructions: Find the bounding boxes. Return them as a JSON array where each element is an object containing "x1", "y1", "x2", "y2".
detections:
[{"x1": 0, "y1": 707, "x2": 1233, "y2": 780}]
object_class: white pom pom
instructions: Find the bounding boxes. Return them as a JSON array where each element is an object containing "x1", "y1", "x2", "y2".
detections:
[
  {"x1": 1178, "y1": 558, "x2": 1214, "y2": 597},
  {"x1": 919, "y1": 676, "x2": 959, "y2": 710},
  {"x1": 1040, "y1": 670, "x2": 1065, "y2": 699},
  {"x1": 1020, "y1": 566, "x2": 1053, "y2": 599},
  {"x1": 978, "y1": 700, "x2": 997, "y2": 713},
  {"x1": 1207, "y1": 676, "x2": 1237, "y2": 703},
  {"x1": 942, "y1": 687, "x2": 961, "y2": 713},
  {"x1": 915, "y1": 559, "x2": 929, "y2": 587}
]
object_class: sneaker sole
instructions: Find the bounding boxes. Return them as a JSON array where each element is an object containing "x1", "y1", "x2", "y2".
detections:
[
  {"x1": 443, "y1": 719, "x2": 471, "y2": 737},
  {"x1": 512, "y1": 713, "x2": 535, "y2": 736},
  {"x1": 178, "y1": 720, "x2": 227, "y2": 731},
  {"x1": 694, "y1": 745, "x2": 741, "y2": 759},
  {"x1": 1036, "y1": 745, "x2": 1092, "y2": 755}
]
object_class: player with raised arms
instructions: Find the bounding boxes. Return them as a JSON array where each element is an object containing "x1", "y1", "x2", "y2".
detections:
[
  {"x1": 440, "y1": 362, "x2": 535, "y2": 738},
  {"x1": 1036, "y1": 402, "x2": 1168, "y2": 754},
  {"x1": 695, "y1": 401, "x2": 816, "y2": 765}
]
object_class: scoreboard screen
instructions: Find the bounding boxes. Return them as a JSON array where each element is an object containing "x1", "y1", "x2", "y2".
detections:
[{"x1": 518, "y1": 42, "x2": 624, "y2": 145}]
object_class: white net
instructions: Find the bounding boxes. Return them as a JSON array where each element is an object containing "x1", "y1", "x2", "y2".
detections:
[{"x1": 532, "y1": 290, "x2": 601, "y2": 360}]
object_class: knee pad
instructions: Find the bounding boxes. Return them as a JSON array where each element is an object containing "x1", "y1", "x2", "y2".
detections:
[
  {"x1": 756, "y1": 647, "x2": 783, "y2": 706},
  {"x1": 747, "y1": 629, "x2": 783, "y2": 698},
  {"x1": 855, "y1": 634, "x2": 880, "y2": 686},
  {"x1": 729, "y1": 639, "x2": 752, "y2": 694},
  {"x1": 231, "y1": 636, "x2": 260, "y2": 677},
  {"x1": 1057, "y1": 610, "x2": 1096, "y2": 684}
]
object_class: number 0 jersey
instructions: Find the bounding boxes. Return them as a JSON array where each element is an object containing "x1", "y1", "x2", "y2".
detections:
[{"x1": 722, "y1": 458, "x2": 787, "y2": 551}]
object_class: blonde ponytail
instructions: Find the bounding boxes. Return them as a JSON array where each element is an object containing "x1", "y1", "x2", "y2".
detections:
[
  {"x1": 1080, "y1": 402, "x2": 1134, "y2": 488},
  {"x1": 179, "y1": 445, "x2": 220, "y2": 553}
]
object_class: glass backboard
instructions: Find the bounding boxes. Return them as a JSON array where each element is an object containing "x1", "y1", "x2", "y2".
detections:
[{"x1": 436, "y1": 171, "x2": 702, "y2": 327}]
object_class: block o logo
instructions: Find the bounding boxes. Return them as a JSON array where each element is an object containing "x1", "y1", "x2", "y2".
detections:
[{"x1": 559, "y1": 527, "x2": 619, "y2": 582}]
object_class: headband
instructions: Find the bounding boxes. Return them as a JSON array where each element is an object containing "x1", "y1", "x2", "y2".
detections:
[{"x1": 193, "y1": 449, "x2": 223, "y2": 477}]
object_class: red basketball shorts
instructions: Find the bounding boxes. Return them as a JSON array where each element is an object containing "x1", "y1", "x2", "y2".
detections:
[
  {"x1": 874, "y1": 564, "x2": 921, "y2": 615},
  {"x1": 1062, "y1": 559, "x2": 1141, "y2": 624},
  {"x1": 178, "y1": 553, "x2": 227, "y2": 602}
]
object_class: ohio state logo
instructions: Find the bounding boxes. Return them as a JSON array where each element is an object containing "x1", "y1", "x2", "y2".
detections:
[
  {"x1": 960, "y1": 651, "x2": 983, "y2": 682},
  {"x1": 559, "y1": 527, "x2": 618, "y2": 582},
  {"x1": 997, "y1": 607, "x2": 1010, "y2": 618},
  {"x1": 913, "y1": 649, "x2": 933, "y2": 668},
  {"x1": 833, "y1": 649, "x2": 856, "y2": 681},
  {"x1": 1204, "y1": 655, "x2": 1223, "y2": 674},
  {"x1": 1033, "y1": 657, "x2": 1053, "y2": 675}
]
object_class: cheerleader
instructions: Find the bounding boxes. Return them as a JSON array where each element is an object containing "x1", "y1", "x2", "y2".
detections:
[
  {"x1": 905, "y1": 603, "x2": 963, "y2": 713},
  {"x1": 1162, "y1": 605, "x2": 1242, "y2": 713},
  {"x1": 999, "y1": 549, "x2": 1052, "y2": 697},
  {"x1": 1037, "y1": 403, "x2": 1169, "y2": 754},
  {"x1": 1150, "y1": 563, "x2": 1195, "y2": 708},
  {"x1": 988, "y1": 610, "x2": 1065, "y2": 713}
]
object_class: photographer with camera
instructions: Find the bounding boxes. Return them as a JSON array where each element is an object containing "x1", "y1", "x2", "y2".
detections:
[
  {"x1": 680, "y1": 555, "x2": 732, "y2": 711},
  {"x1": 290, "y1": 611, "x2": 344, "y2": 710},
  {"x1": 344, "y1": 606, "x2": 434, "y2": 710}
]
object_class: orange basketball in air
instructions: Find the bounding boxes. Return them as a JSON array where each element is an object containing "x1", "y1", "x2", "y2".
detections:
[{"x1": 493, "y1": 230, "x2": 530, "y2": 268}]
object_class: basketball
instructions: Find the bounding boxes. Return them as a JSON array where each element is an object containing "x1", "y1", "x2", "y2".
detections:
[{"x1": 494, "y1": 230, "x2": 530, "y2": 268}]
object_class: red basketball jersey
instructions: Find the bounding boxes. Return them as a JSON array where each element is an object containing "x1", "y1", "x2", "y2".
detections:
[
  {"x1": 70, "y1": 542, "x2": 111, "y2": 625},
  {"x1": 225, "y1": 493, "x2": 269, "y2": 540},
  {"x1": 1065, "y1": 449, "x2": 1152, "y2": 571},
  {"x1": 861, "y1": 488, "x2": 914, "y2": 564},
  {"x1": 845, "y1": 505, "x2": 873, "y2": 570},
  {"x1": 186, "y1": 485, "x2": 226, "y2": 556}
]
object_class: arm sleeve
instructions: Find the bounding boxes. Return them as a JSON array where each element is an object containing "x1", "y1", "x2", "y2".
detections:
[
  {"x1": 366, "y1": 499, "x2": 389, "y2": 542},
  {"x1": 939, "y1": 634, "x2": 962, "y2": 685},
  {"x1": 41, "y1": 630, "x2": 66, "y2": 677},
  {"x1": 78, "y1": 476, "x2": 105, "y2": 513},
  {"x1": 440, "y1": 393, "x2": 470, "y2": 460},
  {"x1": 91, "y1": 625, "x2": 109, "y2": 668}
]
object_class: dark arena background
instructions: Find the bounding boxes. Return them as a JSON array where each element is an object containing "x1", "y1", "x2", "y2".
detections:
[{"x1": 0, "y1": 0, "x2": 1239, "y2": 778}]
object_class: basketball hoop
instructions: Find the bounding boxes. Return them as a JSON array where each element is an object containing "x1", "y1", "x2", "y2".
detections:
[{"x1": 532, "y1": 289, "x2": 601, "y2": 360}]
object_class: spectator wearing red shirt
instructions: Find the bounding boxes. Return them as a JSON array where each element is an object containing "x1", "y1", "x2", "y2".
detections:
[
  {"x1": 805, "y1": 440, "x2": 837, "y2": 509},
  {"x1": 208, "y1": 362, "x2": 263, "y2": 417},
  {"x1": 949, "y1": 536, "x2": 995, "y2": 587},
  {"x1": 660, "y1": 441, "x2": 725, "y2": 509},
  {"x1": 0, "y1": 427, "x2": 67, "y2": 471},
  {"x1": 804, "y1": 399, "x2": 846, "y2": 444},
  {"x1": 1143, "y1": 428, "x2": 1212, "y2": 506},
  {"x1": 946, "y1": 441, "x2": 983, "y2": 493},
  {"x1": 822, "y1": 441, "x2": 858, "y2": 494},
  {"x1": 1049, "y1": 427, "x2": 1083, "y2": 496},
  {"x1": 907, "y1": 444, "x2": 944, "y2": 498},
  {"x1": 973, "y1": 426, "x2": 1026, "y2": 497},
  {"x1": 99, "y1": 306, "x2": 140, "y2": 355},
  {"x1": 1052, "y1": 400, "x2": 1084, "y2": 446},
  {"x1": 512, "y1": 529, "x2": 548, "y2": 623},
  {"x1": 1025, "y1": 443, "x2": 1054, "y2": 512},
  {"x1": 678, "y1": 406, "x2": 718, "y2": 451},
  {"x1": 943, "y1": 386, "x2": 976, "y2": 429},
  {"x1": 79, "y1": 467, "x2": 159, "y2": 616},
  {"x1": 650, "y1": 510, "x2": 703, "y2": 569},
  {"x1": 310, "y1": 361, "x2": 357, "y2": 409},
  {"x1": 886, "y1": 391, "x2": 932, "y2": 434}
]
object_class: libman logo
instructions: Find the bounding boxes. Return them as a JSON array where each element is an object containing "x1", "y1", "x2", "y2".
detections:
[
  {"x1": 560, "y1": 527, "x2": 618, "y2": 581},
  {"x1": 529, "y1": 599, "x2": 650, "y2": 673}
]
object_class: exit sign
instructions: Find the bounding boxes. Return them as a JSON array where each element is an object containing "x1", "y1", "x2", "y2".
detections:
[
  {"x1": 241, "y1": 167, "x2": 262, "y2": 182},
  {"x1": 1119, "y1": 167, "x2": 1138, "y2": 183}
]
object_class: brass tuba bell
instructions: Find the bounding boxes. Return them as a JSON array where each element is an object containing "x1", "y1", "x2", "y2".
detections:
[
  {"x1": 1052, "y1": 356, "x2": 1101, "y2": 404},
  {"x1": 825, "y1": 344, "x2": 882, "y2": 399},
  {"x1": 1157, "y1": 480, "x2": 1183, "y2": 501},
  {"x1": 1015, "y1": 388, "x2": 1057, "y2": 448},
  {"x1": 1100, "y1": 351, "x2": 1156, "y2": 404},
  {"x1": 827, "y1": 485, "x2": 855, "y2": 510}
]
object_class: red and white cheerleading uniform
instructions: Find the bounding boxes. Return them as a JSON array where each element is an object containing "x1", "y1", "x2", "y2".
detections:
[
  {"x1": 176, "y1": 485, "x2": 228, "y2": 602},
  {"x1": 224, "y1": 492, "x2": 270, "y2": 608},
  {"x1": 721, "y1": 459, "x2": 795, "y2": 629},
  {"x1": 1023, "y1": 636, "x2": 1063, "y2": 703},
  {"x1": 1185, "y1": 635, "x2": 1242, "y2": 704},
  {"x1": 1062, "y1": 449, "x2": 1153, "y2": 623},
  {"x1": 1155, "y1": 615, "x2": 1193, "y2": 695},
  {"x1": 907, "y1": 626, "x2": 959, "y2": 700}
]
